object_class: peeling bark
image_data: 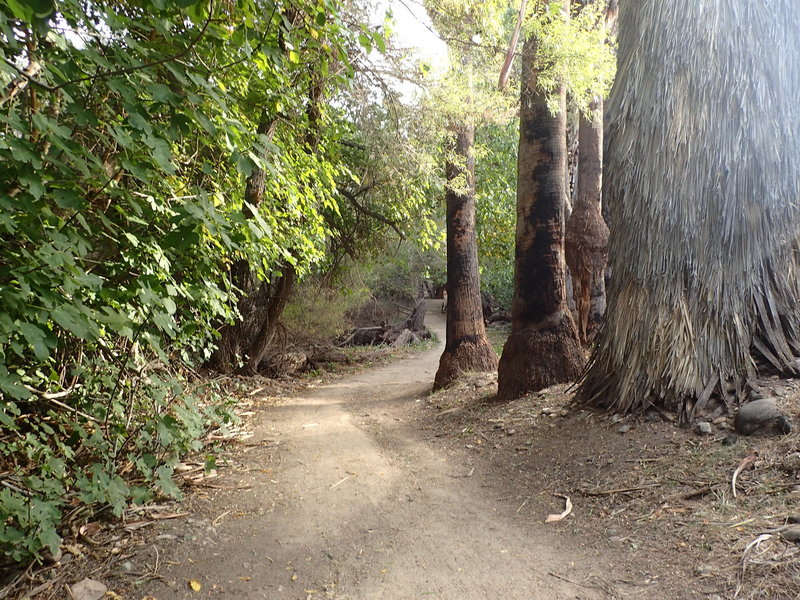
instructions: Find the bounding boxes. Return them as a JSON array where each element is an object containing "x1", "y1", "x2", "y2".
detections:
[{"x1": 565, "y1": 100, "x2": 609, "y2": 345}]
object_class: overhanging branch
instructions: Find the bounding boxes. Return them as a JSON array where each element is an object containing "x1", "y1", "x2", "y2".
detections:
[{"x1": 338, "y1": 187, "x2": 405, "y2": 240}]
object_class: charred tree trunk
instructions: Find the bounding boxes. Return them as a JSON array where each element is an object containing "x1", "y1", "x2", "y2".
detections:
[
  {"x1": 497, "y1": 29, "x2": 584, "y2": 400},
  {"x1": 565, "y1": 100, "x2": 609, "y2": 345},
  {"x1": 434, "y1": 125, "x2": 498, "y2": 389}
]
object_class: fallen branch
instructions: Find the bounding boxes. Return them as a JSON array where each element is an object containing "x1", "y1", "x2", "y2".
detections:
[
  {"x1": 23, "y1": 384, "x2": 100, "y2": 423},
  {"x1": 581, "y1": 483, "x2": 661, "y2": 496}
]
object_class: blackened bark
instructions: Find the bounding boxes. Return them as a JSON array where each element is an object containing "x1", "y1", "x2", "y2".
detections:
[
  {"x1": 497, "y1": 31, "x2": 584, "y2": 400},
  {"x1": 434, "y1": 125, "x2": 498, "y2": 389}
]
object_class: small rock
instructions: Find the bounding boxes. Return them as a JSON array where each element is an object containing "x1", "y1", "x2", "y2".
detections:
[
  {"x1": 541, "y1": 407, "x2": 555, "y2": 415},
  {"x1": 609, "y1": 535, "x2": 626, "y2": 545},
  {"x1": 712, "y1": 416, "x2": 727, "y2": 425},
  {"x1": 698, "y1": 422, "x2": 712, "y2": 435},
  {"x1": 786, "y1": 516, "x2": 800, "y2": 524},
  {"x1": 694, "y1": 565, "x2": 715, "y2": 577},
  {"x1": 42, "y1": 546, "x2": 62, "y2": 564},
  {"x1": 68, "y1": 578, "x2": 108, "y2": 600},
  {"x1": 559, "y1": 409, "x2": 569, "y2": 417},
  {"x1": 734, "y1": 398, "x2": 792, "y2": 435},
  {"x1": 618, "y1": 424, "x2": 631, "y2": 434},
  {"x1": 121, "y1": 561, "x2": 134, "y2": 573},
  {"x1": 644, "y1": 410, "x2": 661, "y2": 422},
  {"x1": 722, "y1": 434, "x2": 738, "y2": 446},
  {"x1": 780, "y1": 528, "x2": 800, "y2": 543}
]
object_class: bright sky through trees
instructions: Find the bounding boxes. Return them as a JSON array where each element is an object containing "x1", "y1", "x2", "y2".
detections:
[{"x1": 376, "y1": 0, "x2": 449, "y2": 74}]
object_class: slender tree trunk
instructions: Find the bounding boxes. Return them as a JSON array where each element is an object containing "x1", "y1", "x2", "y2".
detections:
[
  {"x1": 565, "y1": 99, "x2": 609, "y2": 344},
  {"x1": 434, "y1": 125, "x2": 498, "y2": 389},
  {"x1": 497, "y1": 30, "x2": 584, "y2": 400},
  {"x1": 208, "y1": 113, "x2": 278, "y2": 372}
]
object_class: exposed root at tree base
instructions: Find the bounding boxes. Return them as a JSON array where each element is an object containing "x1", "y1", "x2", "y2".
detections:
[
  {"x1": 433, "y1": 338, "x2": 498, "y2": 390},
  {"x1": 497, "y1": 317, "x2": 584, "y2": 400}
]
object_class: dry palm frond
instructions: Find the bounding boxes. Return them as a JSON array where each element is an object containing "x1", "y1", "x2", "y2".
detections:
[{"x1": 577, "y1": 2, "x2": 800, "y2": 417}]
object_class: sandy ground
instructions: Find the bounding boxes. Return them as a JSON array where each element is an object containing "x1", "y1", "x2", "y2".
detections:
[{"x1": 134, "y1": 301, "x2": 623, "y2": 600}]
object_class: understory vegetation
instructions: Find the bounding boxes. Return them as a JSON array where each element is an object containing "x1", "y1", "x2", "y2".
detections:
[{"x1": 0, "y1": 0, "x2": 524, "y2": 563}]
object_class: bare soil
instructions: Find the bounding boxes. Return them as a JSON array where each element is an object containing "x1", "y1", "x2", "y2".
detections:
[{"x1": 16, "y1": 300, "x2": 800, "y2": 599}]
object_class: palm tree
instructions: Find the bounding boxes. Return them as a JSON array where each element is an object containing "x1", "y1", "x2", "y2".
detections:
[
  {"x1": 577, "y1": 1, "x2": 800, "y2": 419},
  {"x1": 434, "y1": 124, "x2": 498, "y2": 389},
  {"x1": 565, "y1": 99, "x2": 608, "y2": 345},
  {"x1": 497, "y1": 21, "x2": 584, "y2": 400}
]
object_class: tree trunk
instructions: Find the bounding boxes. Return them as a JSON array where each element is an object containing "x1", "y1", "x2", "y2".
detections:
[
  {"x1": 576, "y1": 0, "x2": 800, "y2": 420},
  {"x1": 434, "y1": 124, "x2": 498, "y2": 390},
  {"x1": 239, "y1": 264, "x2": 296, "y2": 375},
  {"x1": 497, "y1": 29, "x2": 584, "y2": 400},
  {"x1": 207, "y1": 112, "x2": 282, "y2": 372},
  {"x1": 565, "y1": 99, "x2": 609, "y2": 345}
]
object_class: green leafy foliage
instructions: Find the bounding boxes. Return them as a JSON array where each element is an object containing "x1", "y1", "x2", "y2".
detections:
[
  {"x1": 525, "y1": 0, "x2": 616, "y2": 114},
  {"x1": 475, "y1": 120, "x2": 518, "y2": 308},
  {"x1": 0, "y1": 0, "x2": 373, "y2": 562}
]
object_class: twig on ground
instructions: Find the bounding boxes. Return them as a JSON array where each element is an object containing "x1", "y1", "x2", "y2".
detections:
[
  {"x1": 19, "y1": 574, "x2": 64, "y2": 600},
  {"x1": 330, "y1": 475, "x2": 351, "y2": 489},
  {"x1": 732, "y1": 453, "x2": 757, "y2": 499},
  {"x1": 582, "y1": 483, "x2": 661, "y2": 496}
]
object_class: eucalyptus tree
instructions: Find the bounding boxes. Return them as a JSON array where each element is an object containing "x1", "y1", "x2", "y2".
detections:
[
  {"x1": 577, "y1": 1, "x2": 800, "y2": 419},
  {"x1": 497, "y1": 1, "x2": 581, "y2": 398},
  {"x1": 495, "y1": 0, "x2": 614, "y2": 398}
]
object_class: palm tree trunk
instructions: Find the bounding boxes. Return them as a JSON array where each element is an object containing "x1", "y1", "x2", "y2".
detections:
[
  {"x1": 576, "y1": 0, "x2": 800, "y2": 420},
  {"x1": 497, "y1": 30, "x2": 584, "y2": 400},
  {"x1": 434, "y1": 124, "x2": 498, "y2": 389},
  {"x1": 565, "y1": 100, "x2": 608, "y2": 344}
]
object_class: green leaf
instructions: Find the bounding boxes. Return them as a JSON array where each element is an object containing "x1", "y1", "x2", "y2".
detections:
[
  {"x1": 127, "y1": 111, "x2": 152, "y2": 133},
  {"x1": 154, "y1": 465, "x2": 182, "y2": 498},
  {"x1": 6, "y1": 0, "x2": 54, "y2": 21},
  {"x1": 18, "y1": 323, "x2": 53, "y2": 361},
  {"x1": 51, "y1": 305, "x2": 94, "y2": 340},
  {"x1": 0, "y1": 367, "x2": 31, "y2": 399},
  {"x1": 147, "y1": 83, "x2": 180, "y2": 106},
  {"x1": 373, "y1": 31, "x2": 386, "y2": 54},
  {"x1": 357, "y1": 32, "x2": 371, "y2": 53}
]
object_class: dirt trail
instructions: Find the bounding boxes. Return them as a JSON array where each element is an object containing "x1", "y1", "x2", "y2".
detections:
[{"x1": 140, "y1": 301, "x2": 619, "y2": 599}]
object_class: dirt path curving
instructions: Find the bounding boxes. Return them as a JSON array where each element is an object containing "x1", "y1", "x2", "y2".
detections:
[{"x1": 138, "y1": 301, "x2": 621, "y2": 599}]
